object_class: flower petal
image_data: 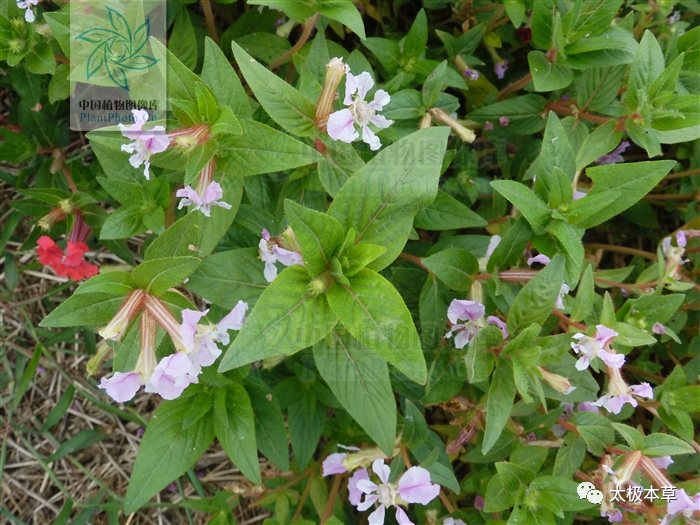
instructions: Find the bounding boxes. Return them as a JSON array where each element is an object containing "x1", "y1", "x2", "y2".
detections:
[
  {"x1": 397, "y1": 466, "x2": 441, "y2": 505},
  {"x1": 327, "y1": 109, "x2": 359, "y2": 143},
  {"x1": 180, "y1": 309, "x2": 207, "y2": 351},
  {"x1": 367, "y1": 89, "x2": 391, "y2": 111},
  {"x1": 99, "y1": 371, "x2": 141, "y2": 402},
  {"x1": 362, "y1": 124, "x2": 381, "y2": 151},
  {"x1": 367, "y1": 505, "x2": 386, "y2": 525},
  {"x1": 372, "y1": 458, "x2": 391, "y2": 484},
  {"x1": 322, "y1": 452, "x2": 348, "y2": 476},
  {"x1": 395, "y1": 507, "x2": 414, "y2": 525},
  {"x1": 447, "y1": 299, "x2": 485, "y2": 324},
  {"x1": 218, "y1": 300, "x2": 248, "y2": 332},
  {"x1": 354, "y1": 71, "x2": 375, "y2": 101}
]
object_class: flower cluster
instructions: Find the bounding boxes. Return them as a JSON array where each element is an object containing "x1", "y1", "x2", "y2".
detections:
[
  {"x1": 323, "y1": 452, "x2": 441, "y2": 525},
  {"x1": 445, "y1": 299, "x2": 508, "y2": 349},
  {"x1": 119, "y1": 109, "x2": 170, "y2": 180},
  {"x1": 258, "y1": 229, "x2": 304, "y2": 282},
  {"x1": 98, "y1": 297, "x2": 248, "y2": 402},
  {"x1": 37, "y1": 236, "x2": 99, "y2": 280}
]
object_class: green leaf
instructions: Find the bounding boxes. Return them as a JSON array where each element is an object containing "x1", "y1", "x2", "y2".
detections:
[
  {"x1": 563, "y1": 0, "x2": 623, "y2": 41},
  {"x1": 131, "y1": 257, "x2": 200, "y2": 296},
  {"x1": 528, "y1": 50, "x2": 573, "y2": 92},
  {"x1": 288, "y1": 388, "x2": 325, "y2": 470},
  {"x1": 414, "y1": 191, "x2": 488, "y2": 230},
  {"x1": 468, "y1": 95, "x2": 548, "y2": 135},
  {"x1": 491, "y1": 180, "x2": 551, "y2": 235},
  {"x1": 419, "y1": 273, "x2": 450, "y2": 354},
  {"x1": 507, "y1": 255, "x2": 565, "y2": 335},
  {"x1": 284, "y1": 200, "x2": 344, "y2": 277},
  {"x1": 528, "y1": 476, "x2": 595, "y2": 512},
  {"x1": 642, "y1": 433, "x2": 695, "y2": 457},
  {"x1": 231, "y1": 41, "x2": 316, "y2": 136},
  {"x1": 611, "y1": 423, "x2": 644, "y2": 450},
  {"x1": 572, "y1": 411, "x2": 614, "y2": 456},
  {"x1": 562, "y1": 190, "x2": 621, "y2": 225},
  {"x1": 40, "y1": 293, "x2": 125, "y2": 328},
  {"x1": 536, "y1": 112, "x2": 576, "y2": 199},
  {"x1": 326, "y1": 268, "x2": 426, "y2": 384},
  {"x1": 247, "y1": 381, "x2": 290, "y2": 471},
  {"x1": 217, "y1": 120, "x2": 322, "y2": 176},
  {"x1": 465, "y1": 325, "x2": 499, "y2": 383},
  {"x1": 145, "y1": 212, "x2": 200, "y2": 261},
  {"x1": 343, "y1": 244, "x2": 387, "y2": 277},
  {"x1": 575, "y1": 121, "x2": 623, "y2": 170},
  {"x1": 531, "y1": 0, "x2": 555, "y2": 49},
  {"x1": 314, "y1": 330, "x2": 396, "y2": 454},
  {"x1": 547, "y1": 220, "x2": 584, "y2": 285},
  {"x1": 487, "y1": 218, "x2": 532, "y2": 272},
  {"x1": 402, "y1": 9, "x2": 428, "y2": 63},
  {"x1": 72, "y1": 272, "x2": 133, "y2": 296},
  {"x1": 124, "y1": 391, "x2": 215, "y2": 513},
  {"x1": 628, "y1": 31, "x2": 666, "y2": 111},
  {"x1": 328, "y1": 127, "x2": 449, "y2": 271},
  {"x1": 571, "y1": 265, "x2": 594, "y2": 322},
  {"x1": 100, "y1": 206, "x2": 147, "y2": 240},
  {"x1": 201, "y1": 37, "x2": 252, "y2": 119},
  {"x1": 315, "y1": 0, "x2": 366, "y2": 40},
  {"x1": 214, "y1": 385, "x2": 261, "y2": 484},
  {"x1": 149, "y1": 37, "x2": 200, "y2": 101},
  {"x1": 171, "y1": 7, "x2": 198, "y2": 71},
  {"x1": 575, "y1": 160, "x2": 676, "y2": 228},
  {"x1": 483, "y1": 360, "x2": 516, "y2": 454},
  {"x1": 421, "y1": 60, "x2": 448, "y2": 109},
  {"x1": 422, "y1": 248, "x2": 478, "y2": 291},
  {"x1": 219, "y1": 266, "x2": 338, "y2": 371},
  {"x1": 484, "y1": 474, "x2": 518, "y2": 512},
  {"x1": 403, "y1": 400, "x2": 428, "y2": 448},
  {"x1": 26, "y1": 42, "x2": 56, "y2": 75},
  {"x1": 185, "y1": 141, "x2": 217, "y2": 186},
  {"x1": 185, "y1": 248, "x2": 267, "y2": 309},
  {"x1": 317, "y1": 135, "x2": 365, "y2": 198},
  {"x1": 504, "y1": 0, "x2": 526, "y2": 27},
  {"x1": 553, "y1": 433, "x2": 586, "y2": 479}
]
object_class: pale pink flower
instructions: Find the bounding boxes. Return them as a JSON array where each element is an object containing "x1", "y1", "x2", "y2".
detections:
[
  {"x1": 474, "y1": 494, "x2": 485, "y2": 510},
  {"x1": 98, "y1": 371, "x2": 141, "y2": 403},
  {"x1": 322, "y1": 453, "x2": 348, "y2": 476},
  {"x1": 555, "y1": 283, "x2": 570, "y2": 310},
  {"x1": 630, "y1": 382, "x2": 653, "y2": 398},
  {"x1": 145, "y1": 352, "x2": 199, "y2": 400},
  {"x1": 498, "y1": 116, "x2": 510, "y2": 126},
  {"x1": 180, "y1": 301, "x2": 248, "y2": 371},
  {"x1": 596, "y1": 141, "x2": 630, "y2": 165},
  {"x1": 651, "y1": 456, "x2": 674, "y2": 469},
  {"x1": 327, "y1": 71, "x2": 393, "y2": 151},
  {"x1": 177, "y1": 182, "x2": 232, "y2": 217},
  {"x1": 594, "y1": 372, "x2": 653, "y2": 415},
  {"x1": 119, "y1": 109, "x2": 169, "y2": 180},
  {"x1": 676, "y1": 230, "x2": 687, "y2": 248},
  {"x1": 349, "y1": 468, "x2": 369, "y2": 506},
  {"x1": 259, "y1": 229, "x2": 303, "y2": 282},
  {"x1": 484, "y1": 121, "x2": 493, "y2": 131},
  {"x1": 445, "y1": 299, "x2": 508, "y2": 348},
  {"x1": 478, "y1": 235, "x2": 501, "y2": 271},
  {"x1": 602, "y1": 509, "x2": 623, "y2": 523},
  {"x1": 661, "y1": 488, "x2": 700, "y2": 525},
  {"x1": 527, "y1": 254, "x2": 551, "y2": 266},
  {"x1": 494, "y1": 60, "x2": 509, "y2": 79},
  {"x1": 573, "y1": 190, "x2": 587, "y2": 200},
  {"x1": 571, "y1": 325, "x2": 620, "y2": 371},
  {"x1": 463, "y1": 68, "x2": 480, "y2": 81},
  {"x1": 17, "y1": 0, "x2": 39, "y2": 22},
  {"x1": 355, "y1": 460, "x2": 440, "y2": 525},
  {"x1": 653, "y1": 322, "x2": 667, "y2": 335}
]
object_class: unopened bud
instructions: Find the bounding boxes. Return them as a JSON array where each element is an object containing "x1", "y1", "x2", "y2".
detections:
[
  {"x1": 8, "y1": 38, "x2": 25, "y2": 53},
  {"x1": 428, "y1": 108, "x2": 476, "y2": 143},
  {"x1": 316, "y1": 57, "x2": 349, "y2": 132},
  {"x1": 134, "y1": 310, "x2": 157, "y2": 380},
  {"x1": 278, "y1": 226, "x2": 302, "y2": 254},
  {"x1": 539, "y1": 367, "x2": 576, "y2": 395},
  {"x1": 99, "y1": 289, "x2": 146, "y2": 341},
  {"x1": 615, "y1": 450, "x2": 643, "y2": 487},
  {"x1": 307, "y1": 277, "x2": 327, "y2": 296},
  {"x1": 342, "y1": 445, "x2": 398, "y2": 472},
  {"x1": 419, "y1": 113, "x2": 432, "y2": 129},
  {"x1": 143, "y1": 294, "x2": 187, "y2": 352},
  {"x1": 37, "y1": 202, "x2": 71, "y2": 231}
]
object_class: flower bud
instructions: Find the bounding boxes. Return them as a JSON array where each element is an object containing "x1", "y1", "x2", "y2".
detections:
[
  {"x1": 342, "y1": 445, "x2": 398, "y2": 472},
  {"x1": 134, "y1": 310, "x2": 157, "y2": 380},
  {"x1": 143, "y1": 294, "x2": 188, "y2": 352},
  {"x1": 428, "y1": 108, "x2": 476, "y2": 143},
  {"x1": 99, "y1": 289, "x2": 146, "y2": 341},
  {"x1": 278, "y1": 226, "x2": 302, "y2": 254},
  {"x1": 37, "y1": 201, "x2": 72, "y2": 231},
  {"x1": 316, "y1": 57, "x2": 349, "y2": 132},
  {"x1": 307, "y1": 277, "x2": 327, "y2": 296},
  {"x1": 8, "y1": 38, "x2": 25, "y2": 53},
  {"x1": 539, "y1": 367, "x2": 576, "y2": 395}
]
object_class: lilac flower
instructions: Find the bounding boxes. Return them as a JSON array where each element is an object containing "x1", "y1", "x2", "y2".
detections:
[
  {"x1": 474, "y1": 494, "x2": 485, "y2": 510},
  {"x1": 445, "y1": 300, "x2": 508, "y2": 348},
  {"x1": 676, "y1": 230, "x2": 687, "y2": 248},
  {"x1": 578, "y1": 401, "x2": 600, "y2": 413},
  {"x1": 326, "y1": 71, "x2": 393, "y2": 151},
  {"x1": 652, "y1": 456, "x2": 674, "y2": 469},
  {"x1": 98, "y1": 371, "x2": 141, "y2": 403},
  {"x1": 602, "y1": 509, "x2": 623, "y2": 523},
  {"x1": 145, "y1": 352, "x2": 199, "y2": 400},
  {"x1": 571, "y1": 325, "x2": 621, "y2": 371},
  {"x1": 494, "y1": 60, "x2": 509, "y2": 79},
  {"x1": 180, "y1": 301, "x2": 248, "y2": 371},
  {"x1": 668, "y1": 10, "x2": 681, "y2": 24},
  {"x1": 176, "y1": 182, "x2": 232, "y2": 217},
  {"x1": 322, "y1": 453, "x2": 348, "y2": 476},
  {"x1": 499, "y1": 116, "x2": 510, "y2": 127},
  {"x1": 484, "y1": 121, "x2": 494, "y2": 131},
  {"x1": 528, "y1": 254, "x2": 551, "y2": 266},
  {"x1": 596, "y1": 141, "x2": 630, "y2": 165},
  {"x1": 561, "y1": 94, "x2": 571, "y2": 101},
  {"x1": 355, "y1": 460, "x2": 440, "y2": 525},
  {"x1": 463, "y1": 68, "x2": 480, "y2": 81},
  {"x1": 630, "y1": 382, "x2": 653, "y2": 398},
  {"x1": 652, "y1": 323, "x2": 667, "y2": 335},
  {"x1": 349, "y1": 468, "x2": 369, "y2": 506},
  {"x1": 662, "y1": 488, "x2": 700, "y2": 525},
  {"x1": 555, "y1": 283, "x2": 570, "y2": 310},
  {"x1": 259, "y1": 229, "x2": 304, "y2": 282},
  {"x1": 573, "y1": 190, "x2": 587, "y2": 200},
  {"x1": 594, "y1": 371, "x2": 653, "y2": 415},
  {"x1": 17, "y1": 0, "x2": 39, "y2": 22},
  {"x1": 119, "y1": 109, "x2": 169, "y2": 180}
]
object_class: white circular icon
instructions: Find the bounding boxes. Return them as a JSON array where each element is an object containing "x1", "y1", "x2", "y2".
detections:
[
  {"x1": 587, "y1": 489, "x2": 604, "y2": 504},
  {"x1": 577, "y1": 481, "x2": 596, "y2": 500}
]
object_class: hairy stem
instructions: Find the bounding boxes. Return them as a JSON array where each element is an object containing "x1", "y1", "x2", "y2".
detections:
[{"x1": 200, "y1": 0, "x2": 219, "y2": 44}]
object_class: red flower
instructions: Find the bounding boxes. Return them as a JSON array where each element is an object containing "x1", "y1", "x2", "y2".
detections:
[{"x1": 37, "y1": 236, "x2": 99, "y2": 280}]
